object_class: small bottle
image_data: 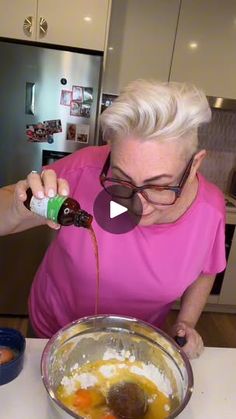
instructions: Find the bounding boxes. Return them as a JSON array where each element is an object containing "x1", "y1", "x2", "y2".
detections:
[{"x1": 24, "y1": 189, "x2": 92, "y2": 228}]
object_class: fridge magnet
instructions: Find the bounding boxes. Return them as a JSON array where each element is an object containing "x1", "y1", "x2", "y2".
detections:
[
  {"x1": 76, "y1": 124, "x2": 90, "y2": 143},
  {"x1": 47, "y1": 136, "x2": 54, "y2": 144},
  {"x1": 43, "y1": 119, "x2": 62, "y2": 135},
  {"x1": 83, "y1": 87, "x2": 93, "y2": 105},
  {"x1": 26, "y1": 125, "x2": 36, "y2": 141},
  {"x1": 70, "y1": 100, "x2": 81, "y2": 116},
  {"x1": 60, "y1": 90, "x2": 72, "y2": 106},
  {"x1": 72, "y1": 85, "x2": 83, "y2": 102},
  {"x1": 26, "y1": 123, "x2": 48, "y2": 142},
  {"x1": 79, "y1": 103, "x2": 91, "y2": 118},
  {"x1": 66, "y1": 123, "x2": 77, "y2": 141}
]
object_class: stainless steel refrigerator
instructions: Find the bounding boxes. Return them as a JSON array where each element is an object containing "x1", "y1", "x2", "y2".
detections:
[{"x1": 0, "y1": 39, "x2": 103, "y2": 315}]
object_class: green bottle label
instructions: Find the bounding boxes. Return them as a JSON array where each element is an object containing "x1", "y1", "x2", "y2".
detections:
[{"x1": 47, "y1": 195, "x2": 67, "y2": 222}]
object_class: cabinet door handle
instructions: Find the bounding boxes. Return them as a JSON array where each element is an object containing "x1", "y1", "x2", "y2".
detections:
[
  {"x1": 23, "y1": 16, "x2": 33, "y2": 37},
  {"x1": 39, "y1": 17, "x2": 48, "y2": 37}
]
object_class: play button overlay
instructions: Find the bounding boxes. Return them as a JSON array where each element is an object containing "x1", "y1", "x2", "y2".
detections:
[
  {"x1": 110, "y1": 201, "x2": 127, "y2": 218},
  {"x1": 93, "y1": 185, "x2": 143, "y2": 234}
]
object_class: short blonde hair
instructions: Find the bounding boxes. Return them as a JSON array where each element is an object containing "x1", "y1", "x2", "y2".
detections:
[{"x1": 100, "y1": 79, "x2": 211, "y2": 157}]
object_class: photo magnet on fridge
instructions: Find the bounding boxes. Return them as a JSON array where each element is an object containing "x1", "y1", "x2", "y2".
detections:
[
  {"x1": 26, "y1": 123, "x2": 48, "y2": 142},
  {"x1": 26, "y1": 120, "x2": 62, "y2": 142},
  {"x1": 79, "y1": 103, "x2": 91, "y2": 118},
  {"x1": 60, "y1": 90, "x2": 72, "y2": 106},
  {"x1": 66, "y1": 123, "x2": 77, "y2": 141},
  {"x1": 70, "y1": 101, "x2": 91, "y2": 118},
  {"x1": 43, "y1": 119, "x2": 62, "y2": 135},
  {"x1": 83, "y1": 87, "x2": 93, "y2": 104},
  {"x1": 72, "y1": 86, "x2": 83, "y2": 102},
  {"x1": 76, "y1": 124, "x2": 90, "y2": 143},
  {"x1": 70, "y1": 100, "x2": 81, "y2": 116}
]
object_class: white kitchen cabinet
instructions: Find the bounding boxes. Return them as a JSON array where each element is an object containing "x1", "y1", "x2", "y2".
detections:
[
  {"x1": 0, "y1": 0, "x2": 37, "y2": 41},
  {"x1": 103, "y1": 0, "x2": 180, "y2": 95},
  {"x1": 170, "y1": 0, "x2": 236, "y2": 99},
  {"x1": 37, "y1": 0, "x2": 111, "y2": 51},
  {"x1": 0, "y1": 0, "x2": 111, "y2": 51}
]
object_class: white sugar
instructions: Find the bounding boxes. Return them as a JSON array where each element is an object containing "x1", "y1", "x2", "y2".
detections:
[
  {"x1": 99, "y1": 365, "x2": 116, "y2": 378},
  {"x1": 61, "y1": 372, "x2": 98, "y2": 395},
  {"x1": 102, "y1": 348, "x2": 133, "y2": 361},
  {"x1": 130, "y1": 364, "x2": 172, "y2": 396}
]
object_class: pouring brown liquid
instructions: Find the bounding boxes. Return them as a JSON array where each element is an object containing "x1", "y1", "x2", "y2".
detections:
[
  {"x1": 88, "y1": 230, "x2": 148, "y2": 419},
  {"x1": 89, "y1": 226, "x2": 100, "y2": 315}
]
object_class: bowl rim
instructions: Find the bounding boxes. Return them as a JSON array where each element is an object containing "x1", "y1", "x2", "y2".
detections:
[{"x1": 41, "y1": 314, "x2": 194, "y2": 419}]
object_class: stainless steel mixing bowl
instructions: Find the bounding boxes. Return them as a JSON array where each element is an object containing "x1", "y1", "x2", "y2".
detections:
[{"x1": 41, "y1": 315, "x2": 194, "y2": 418}]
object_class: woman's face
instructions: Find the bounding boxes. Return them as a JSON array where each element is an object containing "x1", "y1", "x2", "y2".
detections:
[{"x1": 110, "y1": 136, "x2": 199, "y2": 226}]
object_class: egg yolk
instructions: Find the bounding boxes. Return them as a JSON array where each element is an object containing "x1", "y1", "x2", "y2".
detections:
[{"x1": 0, "y1": 347, "x2": 15, "y2": 365}]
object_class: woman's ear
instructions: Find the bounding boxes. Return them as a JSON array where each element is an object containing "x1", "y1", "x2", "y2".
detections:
[{"x1": 189, "y1": 149, "x2": 206, "y2": 181}]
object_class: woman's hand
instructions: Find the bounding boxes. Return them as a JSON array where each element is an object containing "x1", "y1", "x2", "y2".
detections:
[
  {"x1": 171, "y1": 321, "x2": 204, "y2": 359},
  {"x1": 15, "y1": 169, "x2": 70, "y2": 230}
]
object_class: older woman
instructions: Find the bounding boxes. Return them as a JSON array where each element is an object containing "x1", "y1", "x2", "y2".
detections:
[{"x1": 0, "y1": 80, "x2": 226, "y2": 359}]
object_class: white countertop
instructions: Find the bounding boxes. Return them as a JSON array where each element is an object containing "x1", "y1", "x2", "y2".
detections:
[{"x1": 1, "y1": 339, "x2": 236, "y2": 418}]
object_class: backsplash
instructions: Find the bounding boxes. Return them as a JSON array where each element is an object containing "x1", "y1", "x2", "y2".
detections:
[{"x1": 199, "y1": 108, "x2": 236, "y2": 192}]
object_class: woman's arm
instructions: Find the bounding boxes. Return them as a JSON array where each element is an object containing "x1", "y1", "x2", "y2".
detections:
[
  {"x1": 171, "y1": 274, "x2": 215, "y2": 358},
  {"x1": 0, "y1": 170, "x2": 70, "y2": 236},
  {"x1": 177, "y1": 273, "x2": 215, "y2": 327}
]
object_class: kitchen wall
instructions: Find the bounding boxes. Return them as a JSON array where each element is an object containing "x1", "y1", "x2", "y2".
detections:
[{"x1": 199, "y1": 109, "x2": 236, "y2": 193}]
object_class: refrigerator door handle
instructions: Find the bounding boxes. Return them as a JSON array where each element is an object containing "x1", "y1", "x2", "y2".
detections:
[
  {"x1": 23, "y1": 16, "x2": 33, "y2": 37},
  {"x1": 39, "y1": 17, "x2": 48, "y2": 38},
  {"x1": 25, "y1": 82, "x2": 35, "y2": 115}
]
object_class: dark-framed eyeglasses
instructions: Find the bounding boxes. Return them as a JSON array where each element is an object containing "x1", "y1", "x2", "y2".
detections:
[{"x1": 100, "y1": 152, "x2": 194, "y2": 206}]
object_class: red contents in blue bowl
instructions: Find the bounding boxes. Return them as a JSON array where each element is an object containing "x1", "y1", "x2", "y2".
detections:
[
  {"x1": 0, "y1": 328, "x2": 25, "y2": 385},
  {"x1": 0, "y1": 347, "x2": 15, "y2": 365}
]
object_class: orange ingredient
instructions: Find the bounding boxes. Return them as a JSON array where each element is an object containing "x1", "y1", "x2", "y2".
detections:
[
  {"x1": 0, "y1": 347, "x2": 14, "y2": 365},
  {"x1": 102, "y1": 415, "x2": 117, "y2": 419},
  {"x1": 73, "y1": 388, "x2": 105, "y2": 410},
  {"x1": 73, "y1": 389, "x2": 92, "y2": 409}
]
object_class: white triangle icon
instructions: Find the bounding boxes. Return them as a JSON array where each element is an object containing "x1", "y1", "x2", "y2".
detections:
[{"x1": 110, "y1": 200, "x2": 128, "y2": 219}]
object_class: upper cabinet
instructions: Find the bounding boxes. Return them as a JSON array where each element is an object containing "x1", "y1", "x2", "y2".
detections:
[
  {"x1": 103, "y1": 0, "x2": 180, "y2": 94},
  {"x1": 37, "y1": 0, "x2": 111, "y2": 51},
  {"x1": 0, "y1": 0, "x2": 111, "y2": 51},
  {"x1": 170, "y1": 0, "x2": 236, "y2": 99},
  {"x1": 0, "y1": 0, "x2": 38, "y2": 41}
]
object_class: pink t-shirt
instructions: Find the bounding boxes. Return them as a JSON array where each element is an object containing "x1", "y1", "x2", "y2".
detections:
[{"x1": 29, "y1": 145, "x2": 226, "y2": 337}]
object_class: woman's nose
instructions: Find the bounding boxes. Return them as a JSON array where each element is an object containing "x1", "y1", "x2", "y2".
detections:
[{"x1": 136, "y1": 192, "x2": 151, "y2": 212}]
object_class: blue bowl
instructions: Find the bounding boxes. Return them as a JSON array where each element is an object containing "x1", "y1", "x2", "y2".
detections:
[{"x1": 0, "y1": 328, "x2": 26, "y2": 385}]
